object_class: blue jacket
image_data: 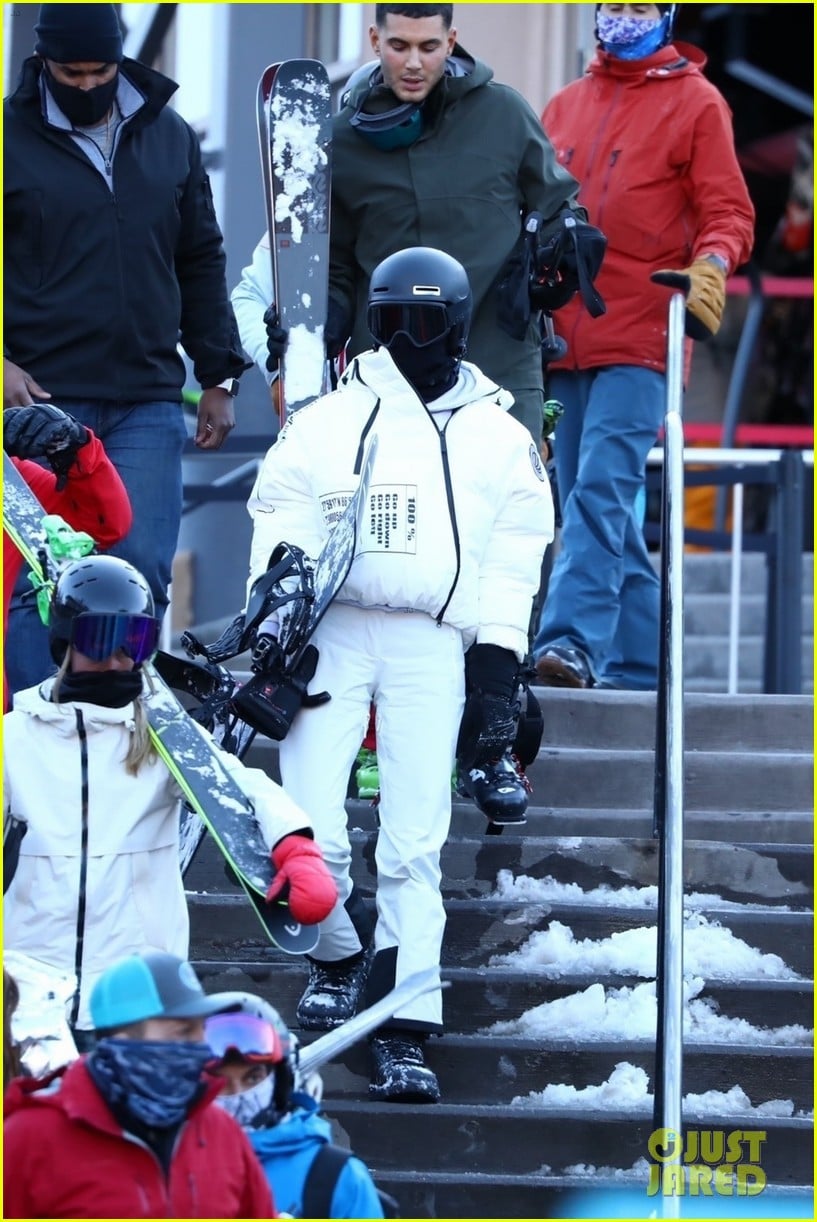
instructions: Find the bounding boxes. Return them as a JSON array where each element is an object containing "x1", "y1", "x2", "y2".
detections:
[{"x1": 248, "y1": 1095, "x2": 384, "y2": 1219}]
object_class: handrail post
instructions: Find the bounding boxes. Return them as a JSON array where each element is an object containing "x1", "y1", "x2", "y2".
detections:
[
  {"x1": 653, "y1": 294, "x2": 686, "y2": 1215},
  {"x1": 765, "y1": 450, "x2": 804, "y2": 694}
]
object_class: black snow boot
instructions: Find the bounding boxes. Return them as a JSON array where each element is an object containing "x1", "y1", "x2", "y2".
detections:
[
  {"x1": 458, "y1": 748, "x2": 530, "y2": 826},
  {"x1": 369, "y1": 1033, "x2": 440, "y2": 1103},
  {"x1": 296, "y1": 950, "x2": 371, "y2": 1031}
]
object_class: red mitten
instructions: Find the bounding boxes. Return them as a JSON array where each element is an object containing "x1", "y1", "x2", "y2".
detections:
[{"x1": 267, "y1": 835, "x2": 337, "y2": 924}]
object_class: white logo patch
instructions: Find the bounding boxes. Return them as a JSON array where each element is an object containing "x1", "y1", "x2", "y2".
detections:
[{"x1": 529, "y1": 443, "x2": 545, "y2": 482}]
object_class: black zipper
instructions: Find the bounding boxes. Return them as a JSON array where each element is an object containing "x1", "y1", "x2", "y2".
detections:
[
  {"x1": 353, "y1": 396, "x2": 381, "y2": 475},
  {"x1": 69, "y1": 709, "x2": 90, "y2": 1028},
  {"x1": 435, "y1": 417, "x2": 461, "y2": 625}
]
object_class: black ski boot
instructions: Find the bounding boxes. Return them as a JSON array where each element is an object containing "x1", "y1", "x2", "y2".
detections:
[
  {"x1": 458, "y1": 748, "x2": 530, "y2": 827},
  {"x1": 369, "y1": 1033, "x2": 440, "y2": 1103},
  {"x1": 296, "y1": 950, "x2": 371, "y2": 1031}
]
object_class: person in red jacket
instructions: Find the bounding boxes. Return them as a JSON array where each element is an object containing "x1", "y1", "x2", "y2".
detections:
[
  {"x1": 533, "y1": 3, "x2": 754, "y2": 690},
  {"x1": 3, "y1": 402, "x2": 133, "y2": 708},
  {"x1": 3, "y1": 951, "x2": 277, "y2": 1219}
]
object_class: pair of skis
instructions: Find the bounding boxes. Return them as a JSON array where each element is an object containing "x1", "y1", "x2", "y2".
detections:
[
  {"x1": 257, "y1": 59, "x2": 333, "y2": 420},
  {"x1": 4, "y1": 436, "x2": 377, "y2": 953},
  {"x1": 3, "y1": 455, "x2": 309, "y2": 953}
]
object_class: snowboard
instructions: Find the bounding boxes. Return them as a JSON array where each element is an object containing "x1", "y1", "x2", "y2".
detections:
[
  {"x1": 247, "y1": 434, "x2": 379, "y2": 672},
  {"x1": 259, "y1": 58, "x2": 332, "y2": 419},
  {"x1": 2, "y1": 457, "x2": 316, "y2": 954}
]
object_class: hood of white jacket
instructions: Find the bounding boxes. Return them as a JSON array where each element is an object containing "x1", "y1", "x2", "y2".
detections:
[
  {"x1": 10, "y1": 680, "x2": 139, "y2": 735},
  {"x1": 341, "y1": 346, "x2": 515, "y2": 416}
]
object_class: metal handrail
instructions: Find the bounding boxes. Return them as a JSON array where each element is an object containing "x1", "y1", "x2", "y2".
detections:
[
  {"x1": 645, "y1": 447, "x2": 811, "y2": 694},
  {"x1": 652, "y1": 293, "x2": 686, "y2": 1215}
]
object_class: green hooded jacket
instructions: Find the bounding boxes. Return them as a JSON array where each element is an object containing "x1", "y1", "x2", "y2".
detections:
[{"x1": 330, "y1": 45, "x2": 582, "y2": 406}]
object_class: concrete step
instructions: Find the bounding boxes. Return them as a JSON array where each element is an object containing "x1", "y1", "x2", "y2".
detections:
[
  {"x1": 185, "y1": 831, "x2": 813, "y2": 908},
  {"x1": 193, "y1": 961, "x2": 815, "y2": 1035},
  {"x1": 314, "y1": 1034, "x2": 812, "y2": 1110},
  {"x1": 367, "y1": 1172, "x2": 815, "y2": 1220},
  {"x1": 188, "y1": 897, "x2": 813, "y2": 977},
  {"x1": 325, "y1": 1100, "x2": 813, "y2": 1184},
  {"x1": 686, "y1": 676, "x2": 815, "y2": 695},
  {"x1": 240, "y1": 737, "x2": 813, "y2": 814},
  {"x1": 363, "y1": 1168, "x2": 815, "y2": 1217},
  {"x1": 653, "y1": 551, "x2": 813, "y2": 595},
  {"x1": 684, "y1": 634, "x2": 813, "y2": 680},
  {"x1": 683, "y1": 592, "x2": 808, "y2": 636},
  {"x1": 533, "y1": 689, "x2": 814, "y2": 753}
]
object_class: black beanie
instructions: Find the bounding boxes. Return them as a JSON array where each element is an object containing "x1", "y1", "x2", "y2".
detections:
[{"x1": 35, "y1": 3, "x2": 123, "y2": 65}]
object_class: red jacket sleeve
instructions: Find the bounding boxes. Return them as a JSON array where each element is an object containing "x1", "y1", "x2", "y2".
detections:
[
  {"x1": 679, "y1": 85, "x2": 755, "y2": 272},
  {"x1": 17, "y1": 429, "x2": 132, "y2": 547}
]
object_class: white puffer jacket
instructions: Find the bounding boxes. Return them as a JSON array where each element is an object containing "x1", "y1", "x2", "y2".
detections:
[
  {"x1": 248, "y1": 348, "x2": 553, "y2": 660},
  {"x1": 3, "y1": 680, "x2": 312, "y2": 1029}
]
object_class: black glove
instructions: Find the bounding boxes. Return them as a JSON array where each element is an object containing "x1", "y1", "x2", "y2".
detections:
[
  {"x1": 465, "y1": 643, "x2": 519, "y2": 699},
  {"x1": 264, "y1": 305, "x2": 289, "y2": 373},
  {"x1": 456, "y1": 644, "x2": 520, "y2": 770},
  {"x1": 325, "y1": 297, "x2": 352, "y2": 360},
  {"x1": 3, "y1": 403, "x2": 89, "y2": 490}
]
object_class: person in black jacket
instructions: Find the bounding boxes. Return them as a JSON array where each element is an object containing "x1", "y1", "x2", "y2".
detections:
[{"x1": 3, "y1": 3, "x2": 250, "y2": 697}]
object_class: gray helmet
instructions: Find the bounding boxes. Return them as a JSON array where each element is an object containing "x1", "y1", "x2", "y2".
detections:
[{"x1": 203, "y1": 991, "x2": 295, "y2": 1125}]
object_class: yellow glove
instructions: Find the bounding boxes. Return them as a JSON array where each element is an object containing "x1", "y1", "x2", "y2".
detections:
[{"x1": 650, "y1": 257, "x2": 727, "y2": 341}]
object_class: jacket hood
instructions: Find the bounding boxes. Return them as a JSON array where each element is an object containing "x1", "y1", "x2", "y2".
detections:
[
  {"x1": 341, "y1": 42, "x2": 489, "y2": 114},
  {"x1": 10, "y1": 679, "x2": 141, "y2": 733},
  {"x1": 588, "y1": 40, "x2": 707, "y2": 80},
  {"x1": 247, "y1": 1094, "x2": 331, "y2": 1158},
  {"x1": 341, "y1": 346, "x2": 513, "y2": 414}
]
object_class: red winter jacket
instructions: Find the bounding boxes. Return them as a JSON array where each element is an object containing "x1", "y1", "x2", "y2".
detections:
[
  {"x1": 3, "y1": 1059, "x2": 276, "y2": 1218},
  {"x1": 542, "y1": 42, "x2": 754, "y2": 374},
  {"x1": 3, "y1": 430, "x2": 132, "y2": 709}
]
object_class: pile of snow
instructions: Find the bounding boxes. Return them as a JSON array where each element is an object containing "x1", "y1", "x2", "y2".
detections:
[
  {"x1": 491, "y1": 870, "x2": 795, "y2": 912},
  {"x1": 489, "y1": 913, "x2": 802, "y2": 982},
  {"x1": 485, "y1": 977, "x2": 811, "y2": 1046},
  {"x1": 511, "y1": 1061, "x2": 804, "y2": 1117}
]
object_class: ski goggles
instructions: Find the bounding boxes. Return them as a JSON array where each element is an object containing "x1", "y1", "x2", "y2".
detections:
[
  {"x1": 70, "y1": 613, "x2": 160, "y2": 664},
  {"x1": 367, "y1": 301, "x2": 449, "y2": 348},
  {"x1": 204, "y1": 1012, "x2": 285, "y2": 1063}
]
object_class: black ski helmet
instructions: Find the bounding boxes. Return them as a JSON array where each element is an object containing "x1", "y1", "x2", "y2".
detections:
[
  {"x1": 594, "y1": 3, "x2": 676, "y2": 46},
  {"x1": 49, "y1": 555, "x2": 158, "y2": 665},
  {"x1": 367, "y1": 246, "x2": 472, "y2": 359},
  {"x1": 203, "y1": 991, "x2": 296, "y2": 1125}
]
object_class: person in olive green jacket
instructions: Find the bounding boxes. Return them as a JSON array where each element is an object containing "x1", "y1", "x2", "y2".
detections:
[{"x1": 232, "y1": 2, "x2": 583, "y2": 444}]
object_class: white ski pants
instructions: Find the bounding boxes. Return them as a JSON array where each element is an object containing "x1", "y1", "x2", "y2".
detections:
[{"x1": 279, "y1": 602, "x2": 465, "y2": 1028}]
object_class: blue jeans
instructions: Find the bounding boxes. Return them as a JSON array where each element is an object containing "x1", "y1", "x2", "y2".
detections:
[
  {"x1": 534, "y1": 367, "x2": 665, "y2": 690},
  {"x1": 5, "y1": 401, "x2": 188, "y2": 698}
]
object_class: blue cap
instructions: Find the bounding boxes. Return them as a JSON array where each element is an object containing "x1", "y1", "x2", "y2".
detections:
[{"x1": 90, "y1": 952, "x2": 232, "y2": 1031}]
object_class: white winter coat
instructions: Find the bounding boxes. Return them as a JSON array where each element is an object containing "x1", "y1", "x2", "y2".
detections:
[
  {"x1": 3, "y1": 680, "x2": 311, "y2": 1029},
  {"x1": 248, "y1": 348, "x2": 553, "y2": 661}
]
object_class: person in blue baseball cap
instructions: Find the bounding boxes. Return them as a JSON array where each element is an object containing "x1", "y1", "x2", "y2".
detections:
[{"x1": 3, "y1": 952, "x2": 279, "y2": 1219}]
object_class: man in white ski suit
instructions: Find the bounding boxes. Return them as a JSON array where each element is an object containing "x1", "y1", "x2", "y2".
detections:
[{"x1": 246, "y1": 247, "x2": 553, "y2": 1101}]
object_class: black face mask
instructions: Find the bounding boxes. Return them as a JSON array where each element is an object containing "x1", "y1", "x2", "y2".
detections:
[
  {"x1": 55, "y1": 668, "x2": 143, "y2": 708},
  {"x1": 45, "y1": 65, "x2": 119, "y2": 127},
  {"x1": 387, "y1": 333, "x2": 459, "y2": 403}
]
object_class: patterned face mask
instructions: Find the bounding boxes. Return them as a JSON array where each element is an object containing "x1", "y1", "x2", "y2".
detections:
[
  {"x1": 214, "y1": 1071, "x2": 276, "y2": 1127},
  {"x1": 596, "y1": 13, "x2": 669, "y2": 59}
]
